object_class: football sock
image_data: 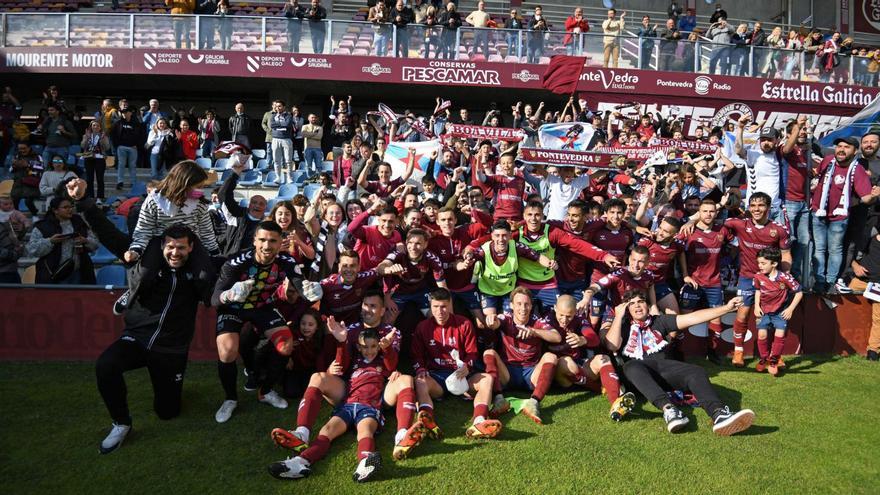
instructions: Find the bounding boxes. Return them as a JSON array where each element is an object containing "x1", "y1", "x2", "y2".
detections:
[
  {"x1": 770, "y1": 334, "x2": 786, "y2": 362},
  {"x1": 530, "y1": 363, "x2": 555, "y2": 402},
  {"x1": 418, "y1": 403, "x2": 434, "y2": 414},
  {"x1": 357, "y1": 437, "x2": 376, "y2": 461},
  {"x1": 297, "y1": 386, "x2": 323, "y2": 430},
  {"x1": 733, "y1": 319, "x2": 747, "y2": 352},
  {"x1": 708, "y1": 321, "x2": 723, "y2": 348},
  {"x1": 483, "y1": 354, "x2": 501, "y2": 393},
  {"x1": 218, "y1": 360, "x2": 238, "y2": 401},
  {"x1": 396, "y1": 387, "x2": 417, "y2": 429},
  {"x1": 473, "y1": 403, "x2": 489, "y2": 421},
  {"x1": 301, "y1": 434, "x2": 330, "y2": 464},
  {"x1": 757, "y1": 336, "x2": 770, "y2": 360},
  {"x1": 598, "y1": 363, "x2": 621, "y2": 403}
]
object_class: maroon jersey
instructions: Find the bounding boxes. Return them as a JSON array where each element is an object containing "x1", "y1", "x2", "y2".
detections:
[
  {"x1": 494, "y1": 314, "x2": 556, "y2": 367},
  {"x1": 345, "y1": 321, "x2": 400, "y2": 374},
  {"x1": 724, "y1": 217, "x2": 790, "y2": 279},
  {"x1": 514, "y1": 223, "x2": 610, "y2": 288},
  {"x1": 364, "y1": 177, "x2": 405, "y2": 198},
  {"x1": 484, "y1": 172, "x2": 526, "y2": 220},
  {"x1": 549, "y1": 220, "x2": 593, "y2": 284},
  {"x1": 342, "y1": 344, "x2": 397, "y2": 408},
  {"x1": 427, "y1": 212, "x2": 492, "y2": 292},
  {"x1": 289, "y1": 329, "x2": 337, "y2": 372},
  {"x1": 753, "y1": 271, "x2": 801, "y2": 314},
  {"x1": 348, "y1": 210, "x2": 403, "y2": 270},
  {"x1": 584, "y1": 219, "x2": 634, "y2": 283},
  {"x1": 638, "y1": 236, "x2": 685, "y2": 283},
  {"x1": 682, "y1": 224, "x2": 734, "y2": 287},
  {"x1": 383, "y1": 250, "x2": 445, "y2": 295},
  {"x1": 783, "y1": 145, "x2": 810, "y2": 202},
  {"x1": 596, "y1": 268, "x2": 656, "y2": 305},
  {"x1": 412, "y1": 314, "x2": 478, "y2": 372},
  {"x1": 543, "y1": 312, "x2": 601, "y2": 360},
  {"x1": 319, "y1": 270, "x2": 380, "y2": 323}
]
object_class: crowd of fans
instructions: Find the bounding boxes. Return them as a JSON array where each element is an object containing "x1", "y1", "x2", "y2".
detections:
[{"x1": 2, "y1": 78, "x2": 880, "y2": 482}]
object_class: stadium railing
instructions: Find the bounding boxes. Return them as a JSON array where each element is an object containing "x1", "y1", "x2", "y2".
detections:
[{"x1": 0, "y1": 12, "x2": 873, "y2": 87}]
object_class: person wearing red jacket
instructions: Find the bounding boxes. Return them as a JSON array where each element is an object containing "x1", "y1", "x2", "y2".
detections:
[
  {"x1": 564, "y1": 7, "x2": 590, "y2": 55},
  {"x1": 176, "y1": 120, "x2": 199, "y2": 160},
  {"x1": 474, "y1": 148, "x2": 528, "y2": 222},
  {"x1": 411, "y1": 289, "x2": 502, "y2": 440},
  {"x1": 347, "y1": 203, "x2": 403, "y2": 270}
]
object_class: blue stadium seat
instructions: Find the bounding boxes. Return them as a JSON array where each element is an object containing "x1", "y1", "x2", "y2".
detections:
[
  {"x1": 215, "y1": 169, "x2": 233, "y2": 186},
  {"x1": 195, "y1": 157, "x2": 213, "y2": 170},
  {"x1": 320, "y1": 161, "x2": 334, "y2": 172},
  {"x1": 255, "y1": 158, "x2": 269, "y2": 171},
  {"x1": 90, "y1": 244, "x2": 117, "y2": 265},
  {"x1": 277, "y1": 183, "x2": 298, "y2": 199},
  {"x1": 266, "y1": 197, "x2": 280, "y2": 211},
  {"x1": 290, "y1": 170, "x2": 307, "y2": 184},
  {"x1": 96, "y1": 264, "x2": 127, "y2": 287},
  {"x1": 303, "y1": 183, "x2": 321, "y2": 201},
  {"x1": 264, "y1": 171, "x2": 279, "y2": 186},
  {"x1": 239, "y1": 198, "x2": 248, "y2": 208},
  {"x1": 107, "y1": 214, "x2": 128, "y2": 234},
  {"x1": 213, "y1": 158, "x2": 230, "y2": 171},
  {"x1": 252, "y1": 148, "x2": 266, "y2": 159},
  {"x1": 238, "y1": 170, "x2": 262, "y2": 187}
]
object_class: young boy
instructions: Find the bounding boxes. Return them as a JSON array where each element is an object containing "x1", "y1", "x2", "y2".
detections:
[
  {"x1": 268, "y1": 328, "x2": 392, "y2": 483},
  {"x1": 753, "y1": 248, "x2": 803, "y2": 376}
]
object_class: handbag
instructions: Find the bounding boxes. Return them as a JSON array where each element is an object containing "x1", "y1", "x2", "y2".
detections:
[{"x1": 47, "y1": 257, "x2": 75, "y2": 283}]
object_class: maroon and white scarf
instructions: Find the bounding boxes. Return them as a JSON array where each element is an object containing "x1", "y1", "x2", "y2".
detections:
[{"x1": 622, "y1": 317, "x2": 667, "y2": 360}]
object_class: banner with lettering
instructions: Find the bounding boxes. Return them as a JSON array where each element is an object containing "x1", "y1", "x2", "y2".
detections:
[
  {"x1": 653, "y1": 138, "x2": 719, "y2": 153},
  {"x1": 444, "y1": 124, "x2": 526, "y2": 142},
  {"x1": 595, "y1": 146, "x2": 673, "y2": 161},
  {"x1": 519, "y1": 148, "x2": 622, "y2": 169}
]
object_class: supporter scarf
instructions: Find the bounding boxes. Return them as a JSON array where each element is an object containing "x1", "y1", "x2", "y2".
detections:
[
  {"x1": 409, "y1": 118, "x2": 434, "y2": 139},
  {"x1": 310, "y1": 219, "x2": 337, "y2": 276},
  {"x1": 622, "y1": 317, "x2": 667, "y2": 360},
  {"x1": 433, "y1": 99, "x2": 452, "y2": 117},
  {"x1": 815, "y1": 158, "x2": 858, "y2": 218}
]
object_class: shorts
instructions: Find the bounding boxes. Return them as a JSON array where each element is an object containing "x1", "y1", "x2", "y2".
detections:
[
  {"x1": 736, "y1": 277, "x2": 756, "y2": 307},
  {"x1": 216, "y1": 307, "x2": 286, "y2": 336},
  {"x1": 332, "y1": 402, "x2": 384, "y2": 429},
  {"x1": 452, "y1": 289, "x2": 481, "y2": 311},
  {"x1": 480, "y1": 293, "x2": 511, "y2": 313},
  {"x1": 527, "y1": 286, "x2": 559, "y2": 310},
  {"x1": 654, "y1": 282, "x2": 673, "y2": 301},
  {"x1": 392, "y1": 292, "x2": 430, "y2": 311},
  {"x1": 758, "y1": 313, "x2": 788, "y2": 331},
  {"x1": 428, "y1": 369, "x2": 474, "y2": 395},
  {"x1": 590, "y1": 290, "x2": 608, "y2": 318},
  {"x1": 557, "y1": 279, "x2": 588, "y2": 302},
  {"x1": 505, "y1": 364, "x2": 535, "y2": 391},
  {"x1": 679, "y1": 285, "x2": 724, "y2": 311}
]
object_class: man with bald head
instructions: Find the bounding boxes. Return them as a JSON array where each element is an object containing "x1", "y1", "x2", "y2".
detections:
[
  {"x1": 544, "y1": 294, "x2": 635, "y2": 422},
  {"x1": 219, "y1": 158, "x2": 269, "y2": 257}
]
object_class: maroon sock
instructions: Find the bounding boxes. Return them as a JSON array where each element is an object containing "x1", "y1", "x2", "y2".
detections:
[
  {"x1": 708, "y1": 321, "x2": 723, "y2": 349},
  {"x1": 757, "y1": 336, "x2": 770, "y2": 360},
  {"x1": 733, "y1": 319, "x2": 747, "y2": 350},
  {"x1": 396, "y1": 387, "x2": 417, "y2": 429},
  {"x1": 296, "y1": 386, "x2": 323, "y2": 430},
  {"x1": 300, "y1": 434, "x2": 331, "y2": 464},
  {"x1": 598, "y1": 363, "x2": 621, "y2": 403},
  {"x1": 770, "y1": 334, "x2": 786, "y2": 362},
  {"x1": 483, "y1": 354, "x2": 501, "y2": 393},
  {"x1": 472, "y1": 402, "x2": 489, "y2": 420},
  {"x1": 530, "y1": 363, "x2": 555, "y2": 401},
  {"x1": 356, "y1": 437, "x2": 375, "y2": 461},
  {"x1": 418, "y1": 403, "x2": 433, "y2": 413}
]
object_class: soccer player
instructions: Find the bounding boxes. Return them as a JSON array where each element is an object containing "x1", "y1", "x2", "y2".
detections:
[
  {"x1": 348, "y1": 202, "x2": 403, "y2": 270},
  {"x1": 723, "y1": 192, "x2": 791, "y2": 367},
  {"x1": 679, "y1": 199, "x2": 735, "y2": 362},
  {"x1": 411, "y1": 288, "x2": 503, "y2": 439},
  {"x1": 212, "y1": 221, "x2": 323, "y2": 423},
  {"x1": 551, "y1": 201, "x2": 599, "y2": 303},
  {"x1": 357, "y1": 153, "x2": 415, "y2": 198},
  {"x1": 95, "y1": 225, "x2": 214, "y2": 454},
  {"x1": 585, "y1": 245, "x2": 659, "y2": 325},
  {"x1": 637, "y1": 216, "x2": 686, "y2": 313},
  {"x1": 606, "y1": 291, "x2": 756, "y2": 436},
  {"x1": 474, "y1": 148, "x2": 529, "y2": 222},
  {"x1": 545, "y1": 295, "x2": 635, "y2": 421},
  {"x1": 753, "y1": 248, "x2": 803, "y2": 376},
  {"x1": 481, "y1": 288, "x2": 561, "y2": 424},
  {"x1": 377, "y1": 228, "x2": 447, "y2": 318},
  {"x1": 319, "y1": 249, "x2": 393, "y2": 324},
  {"x1": 268, "y1": 328, "x2": 391, "y2": 482}
]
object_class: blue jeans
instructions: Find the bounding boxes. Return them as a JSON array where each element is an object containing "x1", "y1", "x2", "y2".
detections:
[
  {"x1": 310, "y1": 26, "x2": 325, "y2": 54},
  {"x1": 528, "y1": 286, "x2": 559, "y2": 311},
  {"x1": 303, "y1": 147, "x2": 322, "y2": 175},
  {"x1": 557, "y1": 278, "x2": 587, "y2": 302},
  {"x1": 115, "y1": 145, "x2": 137, "y2": 185},
  {"x1": 812, "y1": 216, "x2": 848, "y2": 286},
  {"x1": 149, "y1": 153, "x2": 165, "y2": 180},
  {"x1": 375, "y1": 31, "x2": 388, "y2": 57},
  {"x1": 201, "y1": 140, "x2": 215, "y2": 160},
  {"x1": 709, "y1": 46, "x2": 729, "y2": 74},
  {"x1": 784, "y1": 200, "x2": 811, "y2": 279},
  {"x1": 265, "y1": 141, "x2": 273, "y2": 167}
]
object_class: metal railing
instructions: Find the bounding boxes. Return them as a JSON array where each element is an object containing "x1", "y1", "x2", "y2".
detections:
[{"x1": 0, "y1": 12, "x2": 875, "y2": 88}]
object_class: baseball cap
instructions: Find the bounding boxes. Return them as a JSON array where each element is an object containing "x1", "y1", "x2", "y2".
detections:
[
  {"x1": 759, "y1": 127, "x2": 780, "y2": 140},
  {"x1": 862, "y1": 128, "x2": 880, "y2": 140},
  {"x1": 833, "y1": 136, "x2": 860, "y2": 147}
]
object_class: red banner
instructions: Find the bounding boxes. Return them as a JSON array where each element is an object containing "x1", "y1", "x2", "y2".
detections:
[
  {"x1": 445, "y1": 124, "x2": 526, "y2": 142},
  {"x1": 520, "y1": 147, "x2": 621, "y2": 168},
  {"x1": 595, "y1": 146, "x2": 672, "y2": 160},
  {"x1": 854, "y1": 0, "x2": 880, "y2": 34},
  {"x1": 653, "y1": 138, "x2": 719, "y2": 153}
]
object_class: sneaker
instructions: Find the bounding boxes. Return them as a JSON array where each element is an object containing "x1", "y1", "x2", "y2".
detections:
[
  {"x1": 259, "y1": 390, "x2": 289, "y2": 409},
  {"x1": 112, "y1": 289, "x2": 131, "y2": 315},
  {"x1": 731, "y1": 350, "x2": 745, "y2": 367},
  {"x1": 99, "y1": 422, "x2": 131, "y2": 454},
  {"x1": 663, "y1": 405, "x2": 689, "y2": 433},
  {"x1": 465, "y1": 419, "x2": 503, "y2": 439},
  {"x1": 835, "y1": 279, "x2": 853, "y2": 294},
  {"x1": 268, "y1": 455, "x2": 311, "y2": 480},
  {"x1": 520, "y1": 397, "x2": 543, "y2": 424},
  {"x1": 768, "y1": 360, "x2": 780, "y2": 376},
  {"x1": 116, "y1": 182, "x2": 124, "y2": 191},
  {"x1": 712, "y1": 407, "x2": 755, "y2": 436},
  {"x1": 215, "y1": 399, "x2": 238, "y2": 423},
  {"x1": 417, "y1": 410, "x2": 443, "y2": 440},
  {"x1": 609, "y1": 392, "x2": 636, "y2": 422},
  {"x1": 755, "y1": 359, "x2": 767, "y2": 373},
  {"x1": 777, "y1": 356, "x2": 787, "y2": 368},
  {"x1": 392, "y1": 422, "x2": 426, "y2": 461},
  {"x1": 243, "y1": 369, "x2": 258, "y2": 392},
  {"x1": 352, "y1": 452, "x2": 382, "y2": 483},
  {"x1": 271, "y1": 428, "x2": 308, "y2": 453},
  {"x1": 868, "y1": 350, "x2": 879, "y2": 361},
  {"x1": 706, "y1": 347, "x2": 722, "y2": 365},
  {"x1": 489, "y1": 393, "x2": 510, "y2": 418}
]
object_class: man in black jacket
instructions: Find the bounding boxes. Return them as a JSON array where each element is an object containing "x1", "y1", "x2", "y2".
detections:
[
  {"x1": 95, "y1": 224, "x2": 215, "y2": 454},
  {"x1": 196, "y1": 0, "x2": 218, "y2": 49},
  {"x1": 306, "y1": 0, "x2": 327, "y2": 54},
  {"x1": 219, "y1": 159, "x2": 268, "y2": 257},
  {"x1": 391, "y1": 0, "x2": 414, "y2": 58},
  {"x1": 110, "y1": 107, "x2": 142, "y2": 191}
]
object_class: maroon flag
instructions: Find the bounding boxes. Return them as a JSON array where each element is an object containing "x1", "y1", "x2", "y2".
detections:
[{"x1": 541, "y1": 56, "x2": 587, "y2": 95}]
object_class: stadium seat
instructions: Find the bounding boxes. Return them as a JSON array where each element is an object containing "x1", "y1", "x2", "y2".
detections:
[
  {"x1": 264, "y1": 171, "x2": 279, "y2": 186},
  {"x1": 96, "y1": 264, "x2": 127, "y2": 287},
  {"x1": 277, "y1": 183, "x2": 297, "y2": 199},
  {"x1": 238, "y1": 170, "x2": 262, "y2": 186},
  {"x1": 215, "y1": 169, "x2": 233, "y2": 186},
  {"x1": 107, "y1": 214, "x2": 128, "y2": 234},
  {"x1": 90, "y1": 244, "x2": 117, "y2": 265},
  {"x1": 320, "y1": 161, "x2": 334, "y2": 172},
  {"x1": 252, "y1": 148, "x2": 266, "y2": 159},
  {"x1": 238, "y1": 198, "x2": 248, "y2": 208},
  {"x1": 254, "y1": 158, "x2": 269, "y2": 171},
  {"x1": 195, "y1": 157, "x2": 213, "y2": 170},
  {"x1": 303, "y1": 183, "x2": 320, "y2": 201},
  {"x1": 213, "y1": 158, "x2": 230, "y2": 170},
  {"x1": 290, "y1": 169, "x2": 306, "y2": 184},
  {"x1": 129, "y1": 182, "x2": 147, "y2": 197},
  {"x1": 266, "y1": 196, "x2": 280, "y2": 212}
]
